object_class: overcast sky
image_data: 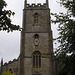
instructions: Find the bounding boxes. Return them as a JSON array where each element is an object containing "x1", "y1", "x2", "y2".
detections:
[{"x1": 0, "y1": 0, "x2": 66, "y2": 63}]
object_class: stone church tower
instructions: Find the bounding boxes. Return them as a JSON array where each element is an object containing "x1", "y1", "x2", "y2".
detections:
[
  {"x1": 0, "y1": 0, "x2": 54, "y2": 75},
  {"x1": 20, "y1": 0, "x2": 53, "y2": 75}
]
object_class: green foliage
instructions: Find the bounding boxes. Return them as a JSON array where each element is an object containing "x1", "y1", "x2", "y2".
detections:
[
  {"x1": 0, "y1": 0, "x2": 21, "y2": 32},
  {"x1": 2, "y1": 71, "x2": 16, "y2": 75},
  {"x1": 51, "y1": 0, "x2": 75, "y2": 75},
  {"x1": 58, "y1": 0, "x2": 75, "y2": 16}
]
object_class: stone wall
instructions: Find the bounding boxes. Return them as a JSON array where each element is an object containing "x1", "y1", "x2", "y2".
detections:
[
  {"x1": 24, "y1": 9, "x2": 50, "y2": 33},
  {"x1": 2, "y1": 58, "x2": 20, "y2": 75}
]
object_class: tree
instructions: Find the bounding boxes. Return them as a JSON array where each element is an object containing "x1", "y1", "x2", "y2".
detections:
[
  {"x1": 0, "y1": 0, "x2": 21, "y2": 32},
  {"x1": 2, "y1": 71, "x2": 16, "y2": 75},
  {"x1": 51, "y1": 0, "x2": 75, "y2": 75}
]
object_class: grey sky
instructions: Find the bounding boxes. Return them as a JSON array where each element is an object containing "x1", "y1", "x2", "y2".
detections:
[{"x1": 0, "y1": 0, "x2": 66, "y2": 63}]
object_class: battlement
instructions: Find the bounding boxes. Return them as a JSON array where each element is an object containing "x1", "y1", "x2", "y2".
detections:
[
  {"x1": 25, "y1": 3, "x2": 47, "y2": 8},
  {"x1": 3, "y1": 58, "x2": 18, "y2": 66},
  {"x1": 24, "y1": 0, "x2": 49, "y2": 9}
]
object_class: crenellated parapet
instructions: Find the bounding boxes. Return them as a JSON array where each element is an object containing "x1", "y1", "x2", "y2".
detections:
[
  {"x1": 25, "y1": 3, "x2": 47, "y2": 9},
  {"x1": 24, "y1": 0, "x2": 49, "y2": 9},
  {"x1": 3, "y1": 59, "x2": 18, "y2": 66}
]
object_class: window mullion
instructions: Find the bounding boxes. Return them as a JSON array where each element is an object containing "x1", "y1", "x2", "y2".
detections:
[
  {"x1": 35, "y1": 55, "x2": 36, "y2": 68},
  {"x1": 38, "y1": 55, "x2": 39, "y2": 68}
]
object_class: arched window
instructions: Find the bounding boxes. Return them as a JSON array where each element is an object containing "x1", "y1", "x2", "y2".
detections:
[
  {"x1": 33, "y1": 51, "x2": 41, "y2": 68},
  {"x1": 34, "y1": 13, "x2": 38, "y2": 23}
]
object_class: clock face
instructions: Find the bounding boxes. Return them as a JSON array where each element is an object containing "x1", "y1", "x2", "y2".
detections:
[{"x1": 34, "y1": 39, "x2": 39, "y2": 46}]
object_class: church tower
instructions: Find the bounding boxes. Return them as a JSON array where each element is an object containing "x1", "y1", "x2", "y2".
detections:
[{"x1": 20, "y1": 0, "x2": 53, "y2": 75}]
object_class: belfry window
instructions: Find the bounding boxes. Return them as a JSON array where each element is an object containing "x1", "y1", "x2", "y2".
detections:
[
  {"x1": 33, "y1": 51, "x2": 41, "y2": 68},
  {"x1": 34, "y1": 13, "x2": 38, "y2": 23}
]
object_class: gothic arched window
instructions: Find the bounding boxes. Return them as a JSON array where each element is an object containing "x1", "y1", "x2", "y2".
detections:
[
  {"x1": 33, "y1": 51, "x2": 41, "y2": 68},
  {"x1": 34, "y1": 13, "x2": 38, "y2": 23}
]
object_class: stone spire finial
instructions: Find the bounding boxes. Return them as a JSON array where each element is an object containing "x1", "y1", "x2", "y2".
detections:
[
  {"x1": 25, "y1": 0, "x2": 27, "y2": 4},
  {"x1": 1, "y1": 58, "x2": 3, "y2": 66},
  {"x1": 46, "y1": 0, "x2": 49, "y2": 8},
  {"x1": 24, "y1": 0, "x2": 27, "y2": 8},
  {"x1": 1, "y1": 58, "x2": 3, "y2": 75}
]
